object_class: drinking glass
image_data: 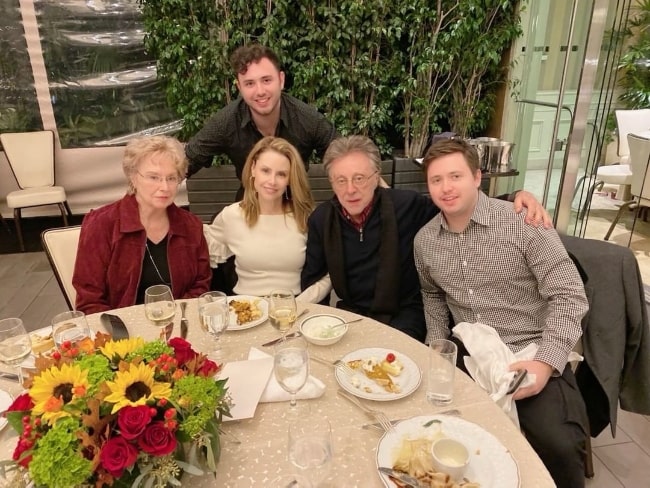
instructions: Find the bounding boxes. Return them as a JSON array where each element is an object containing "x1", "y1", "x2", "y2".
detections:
[
  {"x1": 269, "y1": 289, "x2": 298, "y2": 334},
  {"x1": 144, "y1": 285, "x2": 176, "y2": 340},
  {"x1": 274, "y1": 335, "x2": 309, "y2": 410},
  {"x1": 0, "y1": 317, "x2": 32, "y2": 385},
  {"x1": 198, "y1": 291, "x2": 229, "y2": 360},
  {"x1": 51, "y1": 310, "x2": 91, "y2": 351},
  {"x1": 427, "y1": 339, "x2": 457, "y2": 405},
  {"x1": 288, "y1": 417, "x2": 332, "y2": 485}
]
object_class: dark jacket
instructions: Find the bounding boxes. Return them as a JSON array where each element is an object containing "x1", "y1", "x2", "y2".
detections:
[
  {"x1": 302, "y1": 188, "x2": 438, "y2": 342},
  {"x1": 73, "y1": 194, "x2": 211, "y2": 313},
  {"x1": 561, "y1": 234, "x2": 650, "y2": 436}
]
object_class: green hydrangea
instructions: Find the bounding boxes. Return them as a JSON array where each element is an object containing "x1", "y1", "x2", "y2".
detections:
[
  {"x1": 29, "y1": 417, "x2": 92, "y2": 488},
  {"x1": 75, "y1": 353, "x2": 113, "y2": 395},
  {"x1": 128, "y1": 339, "x2": 172, "y2": 362},
  {"x1": 172, "y1": 375, "x2": 223, "y2": 438}
]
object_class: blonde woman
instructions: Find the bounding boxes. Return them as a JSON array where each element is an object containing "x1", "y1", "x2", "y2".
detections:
[
  {"x1": 73, "y1": 136, "x2": 211, "y2": 313},
  {"x1": 204, "y1": 136, "x2": 330, "y2": 302}
]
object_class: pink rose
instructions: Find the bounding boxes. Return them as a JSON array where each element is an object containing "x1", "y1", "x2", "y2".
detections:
[
  {"x1": 117, "y1": 405, "x2": 153, "y2": 440},
  {"x1": 168, "y1": 337, "x2": 197, "y2": 365},
  {"x1": 100, "y1": 436, "x2": 138, "y2": 478},
  {"x1": 138, "y1": 421, "x2": 177, "y2": 456},
  {"x1": 197, "y1": 357, "x2": 220, "y2": 377}
]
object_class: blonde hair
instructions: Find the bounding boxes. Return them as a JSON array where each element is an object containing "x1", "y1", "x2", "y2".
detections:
[
  {"x1": 123, "y1": 136, "x2": 187, "y2": 195},
  {"x1": 240, "y1": 137, "x2": 314, "y2": 232}
]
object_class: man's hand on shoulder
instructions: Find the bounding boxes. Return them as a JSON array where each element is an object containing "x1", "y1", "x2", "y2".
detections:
[
  {"x1": 509, "y1": 360, "x2": 553, "y2": 400},
  {"x1": 511, "y1": 190, "x2": 553, "y2": 228}
]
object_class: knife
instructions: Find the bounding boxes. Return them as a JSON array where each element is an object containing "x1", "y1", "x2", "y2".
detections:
[
  {"x1": 180, "y1": 301, "x2": 189, "y2": 339},
  {"x1": 261, "y1": 331, "x2": 302, "y2": 347},
  {"x1": 0, "y1": 371, "x2": 20, "y2": 382},
  {"x1": 378, "y1": 467, "x2": 422, "y2": 488}
]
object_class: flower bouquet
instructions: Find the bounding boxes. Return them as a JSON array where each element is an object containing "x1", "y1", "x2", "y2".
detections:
[{"x1": 0, "y1": 334, "x2": 230, "y2": 488}]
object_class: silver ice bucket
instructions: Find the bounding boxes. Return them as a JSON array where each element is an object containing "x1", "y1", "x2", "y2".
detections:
[{"x1": 468, "y1": 138, "x2": 515, "y2": 173}]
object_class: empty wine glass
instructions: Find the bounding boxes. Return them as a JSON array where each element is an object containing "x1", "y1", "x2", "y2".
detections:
[
  {"x1": 52, "y1": 310, "x2": 91, "y2": 352},
  {"x1": 274, "y1": 335, "x2": 309, "y2": 411},
  {"x1": 198, "y1": 291, "x2": 229, "y2": 360},
  {"x1": 268, "y1": 289, "x2": 298, "y2": 334},
  {"x1": 0, "y1": 317, "x2": 32, "y2": 386},
  {"x1": 288, "y1": 417, "x2": 332, "y2": 485},
  {"x1": 144, "y1": 285, "x2": 176, "y2": 340}
]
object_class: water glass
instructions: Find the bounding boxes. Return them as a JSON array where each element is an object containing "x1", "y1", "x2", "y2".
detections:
[
  {"x1": 269, "y1": 289, "x2": 298, "y2": 333},
  {"x1": 274, "y1": 335, "x2": 309, "y2": 409},
  {"x1": 288, "y1": 417, "x2": 332, "y2": 484},
  {"x1": 198, "y1": 291, "x2": 229, "y2": 359},
  {"x1": 144, "y1": 285, "x2": 176, "y2": 339},
  {"x1": 427, "y1": 339, "x2": 457, "y2": 405},
  {"x1": 52, "y1": 310, "x2": 90, "y2": 351},
  {"x1": 0, "y1": 317, "x2": 32, "y2": 385}
]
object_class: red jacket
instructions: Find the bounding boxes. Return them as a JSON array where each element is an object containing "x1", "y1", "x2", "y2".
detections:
[{"x1": 73, "y1": 194, "x2": 211, "y2": 313}]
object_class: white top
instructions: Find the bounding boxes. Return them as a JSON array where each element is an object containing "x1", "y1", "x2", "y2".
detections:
[{"x1": 203, "y1": 203, "x2": 331, "y2": 302}]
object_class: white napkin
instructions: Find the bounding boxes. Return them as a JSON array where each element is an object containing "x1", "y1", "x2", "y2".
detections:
[
  {"x1": 248, "y1": 347, "x2": 326, "y2": 402},
  {"x1": 219, "y1": 356, "x2": 274, "y2": 421}
]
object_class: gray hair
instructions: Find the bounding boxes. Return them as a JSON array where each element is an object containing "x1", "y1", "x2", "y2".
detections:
[
  {"x1": 322, "y1": 135, "x2": 382, "y2": 175},
  {"x1": 122, "y1": 136, "x2": 187, "y2": 195}
]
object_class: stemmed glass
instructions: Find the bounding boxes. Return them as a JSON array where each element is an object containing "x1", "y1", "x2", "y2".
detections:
[
  {"x1": 144, "y1": 285, "x2": 176, "y2": 340},
  {"x1": 268, "y1": 289, "x2": 298, "y2": 334},
  {"x1": 0, "y1": 317, "x2": 32, "y2": 386},
  {"x1": 198, "y1": 291, "x2": 229, "y2": 360},
  {"x1": 274, "y1": 335, "x2": 309, "y2": 411},
  {"x1": 288, "y1": 416, "x2": 333, "y2": 485}
]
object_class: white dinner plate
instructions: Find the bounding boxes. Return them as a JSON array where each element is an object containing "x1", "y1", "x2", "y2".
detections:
[
  {"x1": 0, "y1": 389, "x2": 14, "y2": 431},
  {"x1": 226, "y1": 295, "x2": 269, "y2": 330},
  {"x1": 376, "y1": 415, "x2": 520, "y2": 488},
  {"x1": 335, "y1": 347, "x2": 421, "y2": 401}
]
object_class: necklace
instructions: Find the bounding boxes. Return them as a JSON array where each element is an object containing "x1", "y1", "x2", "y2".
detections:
[{"x1": 145, "y1": 242, "x2": 171, "y2": 286}]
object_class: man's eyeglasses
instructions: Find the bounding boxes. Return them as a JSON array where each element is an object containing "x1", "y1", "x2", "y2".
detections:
[
  {"x1": 330, "y1": 170, "x2": 379, "y2": 189},
  {"x1": 137, "y1": 172, "x2": 182, "y2": 186}
]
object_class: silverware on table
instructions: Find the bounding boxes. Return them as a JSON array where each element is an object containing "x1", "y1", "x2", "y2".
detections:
[
  {"x1": 362, "y1": 409, "x2": 462, "y2": 431},
  {"x1": 261, "y1": 330, "x2": 302, "y2": 347},
  {"x1": 337, "y1": 389, "x2": 395, "y2": 432},
  {"x1": 180, "y1": 301, "x2": 189, "y2": 339},
  {"x1": 329, "y1": 317, "x2": 363, "y2": 329},
  {"x1": 0, "y1": 371, "x2": 20, "y2": 382},
  {"x1": 378, "y1": 467, "x2": 422, "y2": 488}
]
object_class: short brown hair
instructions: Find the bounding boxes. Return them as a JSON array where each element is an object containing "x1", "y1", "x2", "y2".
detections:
[
  {"x1": 122, "y1": 136, "x2": 187, "y2": 195},
  {"x1": 322, "y1": 135, "x2": 382, "y2": 175},
  {"x1": 421, "y1": 138, "x2": 480, "y2": 174},
  {"x1": 230, "y1": 44, "x2": 281, "y2": 75}
]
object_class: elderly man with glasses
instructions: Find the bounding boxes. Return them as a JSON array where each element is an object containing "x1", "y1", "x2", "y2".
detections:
[{"x1": 301, "y1": 135, "x2": 551, "y2": 342}]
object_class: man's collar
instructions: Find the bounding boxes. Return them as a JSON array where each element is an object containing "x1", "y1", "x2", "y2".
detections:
[
  {"x1": 437, "y1": 190, "x2": 490, "y2": 233},
  {"x1": 239, "y1": 93, "x2": 288, "y2": 131}
]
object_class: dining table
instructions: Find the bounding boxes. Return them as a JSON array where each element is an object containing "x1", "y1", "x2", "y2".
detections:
[{"x1": 0, "y1": 301, "x2": 555, "y2": 488}]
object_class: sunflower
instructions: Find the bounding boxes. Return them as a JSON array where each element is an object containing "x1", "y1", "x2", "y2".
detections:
[
  {"x1": 30, "y1": 363, "x2": 89, "y2": 425},
  {"x1": 100, "y1": 337, "x2": 145, "y2": 360},
  {"x1": 104, "y1": 362, "x2": 172, "y2": 413}
]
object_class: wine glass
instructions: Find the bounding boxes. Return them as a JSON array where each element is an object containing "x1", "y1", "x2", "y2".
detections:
[
  {"x1": 288, "y1": 416, "x2": 332, "y2": 485},
  {"x1": 144, "y1": 285, "x2": 176, "y2": 340},
  {"x1": 52, "y1": 310, "x2": 91, "y2": 352},
  {"x1": 268, "y1": 289, "x2": 298, "y2": 334},
  {"x1": 274, "y1": 335, "x2": 309, "y2": 411},
  {"x1": 198, "y1": 291, "x2": 229, "y2": 360},
  {"x1": 0, "y1": 317, "x2": 32, "y2": 386}
]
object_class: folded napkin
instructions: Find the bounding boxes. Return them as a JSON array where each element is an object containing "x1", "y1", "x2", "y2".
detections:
[
  {"x1": 219, "y1": 356, "x2": 274, "y2": 421},
  {"x1": 248, "y1": 347, "x2": 326, "y2": 403}
]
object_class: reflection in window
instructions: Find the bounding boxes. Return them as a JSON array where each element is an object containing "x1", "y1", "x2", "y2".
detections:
[{"x1": 0, "y1": 0, "x2": 41, "y2": 134}]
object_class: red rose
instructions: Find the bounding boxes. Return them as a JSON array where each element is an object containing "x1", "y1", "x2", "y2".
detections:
[
  {"x1": 100, "y1": 436, "x2": 138, "y2": 478},
  {"x1": 197, "y1": 357, "x2": 220, "y2": 377},
  {"x1": 138, "y1": 421, "x2": 177, "y2": 456},
  {"x1": 168, "y1": 337, "x2": 197, "y2": 365},
  {"x1": 6, "y1": 392, "x2": 34, "y2": 413},
  {"x1": 118, "y1": 405, "x2": 153, "y2": 440}
]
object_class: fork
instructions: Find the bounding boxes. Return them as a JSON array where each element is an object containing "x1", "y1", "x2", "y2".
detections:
[{"x1": 337, "y1": 389, "x2": 395, "y2": 432}]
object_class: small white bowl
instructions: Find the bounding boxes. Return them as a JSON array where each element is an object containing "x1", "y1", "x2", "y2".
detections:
[
  {"x1": 430, "y1": 437, "x2": 470, "y2": 481},
  {"x1": 299, "y1": 314, "x2": 348, "y2": 346}
]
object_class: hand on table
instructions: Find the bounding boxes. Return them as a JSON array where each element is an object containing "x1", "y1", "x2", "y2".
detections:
[{"x1": 509, "y1": 360, "x2": 553, "y2": 400}]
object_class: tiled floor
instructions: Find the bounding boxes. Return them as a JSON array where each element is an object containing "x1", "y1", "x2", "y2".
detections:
[{"x1": 1, "y1": 183, "x2": 650, "y2": 486}]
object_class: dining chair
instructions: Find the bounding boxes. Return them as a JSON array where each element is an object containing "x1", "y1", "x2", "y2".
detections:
[
  {"x1": 0, "y1": 130, "x2": 72, "y2": 252},
  {"x1": 41, "y1": 225, "x2": 81, "y2": 310},
  {"x1": 604, "y1": 133, "x2": 650, "y2": 240}
]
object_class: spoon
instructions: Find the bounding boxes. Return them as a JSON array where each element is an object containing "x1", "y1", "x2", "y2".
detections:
[{"x1": 328, "y1": 317, "x2": 363, "y2": 330}]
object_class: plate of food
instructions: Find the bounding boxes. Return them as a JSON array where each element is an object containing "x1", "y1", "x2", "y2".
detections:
[
  {"x1": 0, "y1": 389, "x2": 14, "y2": 431},
  {"x1": 226, "y1": 296, "x2": 268, "y2": 330},
  {"x1": 376, "y1": 415, "x2": 520, "y2": 488},
  {"x1": 335, "y1": 347, "x2": 421, "y2": 401}
]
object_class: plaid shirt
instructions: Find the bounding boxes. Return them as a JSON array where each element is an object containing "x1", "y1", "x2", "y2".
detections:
[{"x1": 414, "y1": 191, "x2": 588, "y2": 372}]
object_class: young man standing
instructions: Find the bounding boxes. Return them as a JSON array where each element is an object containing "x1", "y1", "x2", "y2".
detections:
[
  {"x1": 414, "y1": 138, "x2": 589, "y2": 488},
  {"x1": 185, "y1": 44, "x2": 336, "y2": 190}
]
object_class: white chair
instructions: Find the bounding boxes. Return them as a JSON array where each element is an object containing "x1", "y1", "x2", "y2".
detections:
[
  {"x1": 605, "y1": 133, "x2": 650, "y2": 240},
  {"x1": 41, "y1": 225, "x2": 81, "y2": 310},
  {"x1": 0, "y1": 130, "x2": 72, "y2": 251}
]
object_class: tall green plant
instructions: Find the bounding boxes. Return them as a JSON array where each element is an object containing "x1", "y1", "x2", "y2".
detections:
[{"x1": 617, "y1": 0, "x2": 650, "y2": 109}]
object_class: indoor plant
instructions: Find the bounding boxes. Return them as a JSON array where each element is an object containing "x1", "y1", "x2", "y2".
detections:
[{"x1": 1, "y1": 334, "x2": 230, "y2": 488}]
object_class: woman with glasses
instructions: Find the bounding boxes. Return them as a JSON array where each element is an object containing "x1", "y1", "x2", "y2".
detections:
[
  {"x1": 73, "y1": 136, "x2": 211, "y2": 313},
  {"x1": 204, "y1": 136, "x2": 331, "y2": 302}
]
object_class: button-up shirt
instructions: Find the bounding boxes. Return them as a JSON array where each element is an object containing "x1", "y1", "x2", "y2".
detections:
[
  {"x1": 185, "y1": 93, "x2": 336, "y2": 179},
  {"x1": 414, "y1": 191, "x2": 588, "y2": 372}
]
